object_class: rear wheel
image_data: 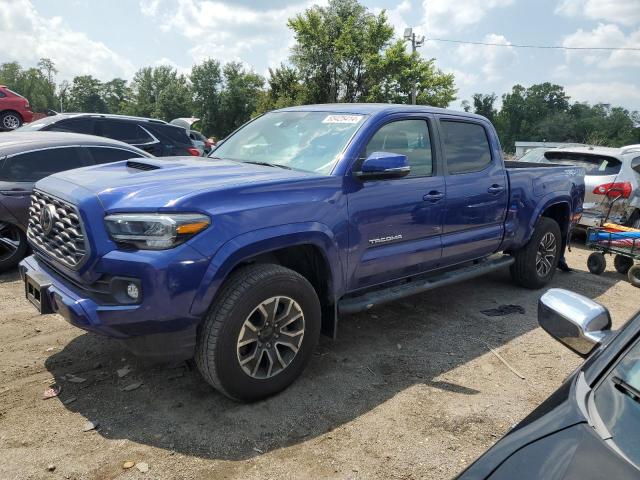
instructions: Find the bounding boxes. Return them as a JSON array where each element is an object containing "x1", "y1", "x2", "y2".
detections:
[
  {"x1": 195, "y1": 263, "x2": 321, "y2": 401},
  {"x1": 0, "y1": 223, "x2": 27, "y2": 271},
  {"x1": 587, "y1": 252, "x2": 606, "y2": 275},
  {"x1": 614, "y1": 254, "x2": 634, "y2": 274},
  {"x1": 628, "y1": 265, "x2": 640, "y2": 288},
  {"x1": 510, "y1": 217, "x2": 562, "y2": 289},
  {"x1": 0, "y1": 111, "x2": 23, "y2": 130}
]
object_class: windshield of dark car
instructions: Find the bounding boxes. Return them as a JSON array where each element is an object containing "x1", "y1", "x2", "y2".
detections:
[
  {"x1": 210, "y1": 111, "x2": 365, "y2": 174},
  {"x1": 543, "y1": 152, "x2": 622, "y2": 175},
  {"x1": 593, "y1": 337, "x2": 640, "y2": 467}
]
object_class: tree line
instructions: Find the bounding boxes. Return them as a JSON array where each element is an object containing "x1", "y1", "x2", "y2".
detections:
[
  {"x1": 0, "y1": 0, "x2": 637, "y2": 150},
  {"x1": 462, "y1": 84, "x2": 640, "y2": 153}
]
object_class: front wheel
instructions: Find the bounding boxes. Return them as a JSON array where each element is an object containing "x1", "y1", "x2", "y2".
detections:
[
  {"x1": 510, "y1": 217, "x2": 562, "y2": 289},
  {"x1": 195, "y1": 264, "x2": 321, "y2": 401},
  {"x1": 0, "y1": 224, "x2": 28, "y2": 271}
]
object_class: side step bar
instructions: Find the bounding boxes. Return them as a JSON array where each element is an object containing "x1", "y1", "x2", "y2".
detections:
[{"x1": 338, "y1": 255, "x2": 515, "y2": 315}]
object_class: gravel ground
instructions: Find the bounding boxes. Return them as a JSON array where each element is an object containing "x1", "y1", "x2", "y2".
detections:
[{"x1": 0, "y1": 245, "x2": 638, "y2": 480}]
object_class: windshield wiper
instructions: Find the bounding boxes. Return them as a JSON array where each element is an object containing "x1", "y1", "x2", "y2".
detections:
[
  {"x1": 612, "y1": 376, "x2": 640, "y2": 403},
  {"x1": 241, "y1": 160, "x2": 292, "y2": 170}
]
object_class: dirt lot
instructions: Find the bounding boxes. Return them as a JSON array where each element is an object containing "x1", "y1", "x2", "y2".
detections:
[{"x1": 0, "y1": 245, "x2": 638, "y2": 480}]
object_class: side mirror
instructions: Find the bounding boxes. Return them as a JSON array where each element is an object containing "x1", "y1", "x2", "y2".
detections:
[
  {"x1": 356, "y1": 151, "x2": 410, "y2": 180},
  {"x1": 538, "y1": 288, "x2": 612, "y2": 357}
]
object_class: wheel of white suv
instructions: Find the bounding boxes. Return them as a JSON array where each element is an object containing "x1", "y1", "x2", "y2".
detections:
[
  {"x1": 195, "y1": 264, "x2": 321, "y2": 401},
  {"x1": 0, "y1": 111, "x2": 23, "y2": 130},
  {"x1": 0, "y1": 224, "x2": 28, "y2": 271}
]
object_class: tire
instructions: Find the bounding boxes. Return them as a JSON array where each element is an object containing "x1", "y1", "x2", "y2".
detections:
[
  {"x1": 628, "y1": 265, "x2": 640, "y2": 288},
  {"x1": 0, "y1": 111, "x2": 23, "y2": 130},
  {"x1": 0, "y1": 224, "x2": 28, "y2": 271},
  {"x1": 510, "y1": 217, "x2": 562, "y2": 289},
  {"x1": 195, "y1": 263, "x2": 321, "y2": 402},
  {"x1": 587, "y1": 252, "x2": 606, "y2": 275},
  {"x1": 614, "y1": 254, "x2": 634, "y2": 275}
]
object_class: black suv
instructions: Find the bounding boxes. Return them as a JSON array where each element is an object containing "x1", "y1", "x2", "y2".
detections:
[{"x1": 18, "y1": 113, "x2": 198, "y2": 157}]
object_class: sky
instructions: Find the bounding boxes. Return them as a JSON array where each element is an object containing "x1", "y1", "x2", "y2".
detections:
[{"x1": 2, "y1": 0, "x2": 639, "y2": 111}]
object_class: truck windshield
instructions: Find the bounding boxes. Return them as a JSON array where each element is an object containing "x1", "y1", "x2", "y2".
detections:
[{"x1": 211, "y1": 111, "x2": 365, "y2": 174}]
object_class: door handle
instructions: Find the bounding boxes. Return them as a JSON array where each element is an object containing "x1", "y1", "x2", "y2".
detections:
[
  {"x1": 487, "y1": 184, "x2": 505, "y2": 194},
  {"x1": 423, "y1": 191, "x2": 445, "y2": 202}
]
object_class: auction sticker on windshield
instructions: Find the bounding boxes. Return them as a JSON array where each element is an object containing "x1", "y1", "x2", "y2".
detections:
[{"x1": 322, "y1": 115, "x2": 363, "y2": 124}]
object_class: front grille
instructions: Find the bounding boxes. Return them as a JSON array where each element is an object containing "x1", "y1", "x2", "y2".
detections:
[{"x1": 27, "y1": 190, "x2": 87, "y2": 268}]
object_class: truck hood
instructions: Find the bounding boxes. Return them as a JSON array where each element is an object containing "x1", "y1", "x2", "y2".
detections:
[{"x1": 44, "y1": 157, "x2": 317, "y2": 211}]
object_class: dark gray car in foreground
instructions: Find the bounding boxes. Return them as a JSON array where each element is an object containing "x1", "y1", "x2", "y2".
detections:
[
  {"x1": 0, "y1": 131, "x2": 151, "y2": 270},
  {"x1": 458, "y1": 288, "x2": 640, "y2": 479}
]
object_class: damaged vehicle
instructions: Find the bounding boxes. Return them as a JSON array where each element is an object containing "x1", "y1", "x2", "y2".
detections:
[{"x1": 19, "y1": 104, "x2": 584, "y2": 401}]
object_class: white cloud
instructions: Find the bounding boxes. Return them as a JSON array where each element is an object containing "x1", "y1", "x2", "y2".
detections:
[
  {"x1": 419, "y1": 0, "x2": 513, "y2": 36},
  {"x1": 0, "y1": 0, "x2": 135, "y2": 81},
  {"x1": 565, "y1": 81, "x2": 640, "y2": 108},
  {"x1": 139, "y1": 0, "x2": 323, "y2": 71},
  {"x1": 563, "y1": 24, "x2": 640, "y2": 68},
  {"x1": 555, "y1": 0, "x2": 640, "y2": 26},
  {"x1": 455, "y1": 34, "x2": 517, "y2": 81},
  {"x1": 373, "y1": 0, "x2": 411, "y2": 37}
]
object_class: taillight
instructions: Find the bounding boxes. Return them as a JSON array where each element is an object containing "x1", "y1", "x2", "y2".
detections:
[
  {"x1": 593, "y1": 182, "x2": 632, "y2": 199},
  {"x1": 187, "y1": 147, "x2": 201, "y2": 156}
]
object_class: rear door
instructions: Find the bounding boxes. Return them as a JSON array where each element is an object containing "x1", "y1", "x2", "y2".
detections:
[
  {"x1": 45, "y1": 118, "x2": 96, "y2": 135},
  {"x1": 347, "y1": 115, "x2": 445, "y2": 290},
  {"x1": 437, "y1": 117, "x2": 508, "y2": 264}
]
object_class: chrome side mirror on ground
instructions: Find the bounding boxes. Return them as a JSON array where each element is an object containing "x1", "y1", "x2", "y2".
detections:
[{"x1": 538, "y1": 288, "x2": 612, "y2": 357}]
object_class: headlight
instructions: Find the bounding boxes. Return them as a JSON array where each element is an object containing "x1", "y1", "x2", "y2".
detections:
[{"x1": 104, "y1": 213, "x2": 210, "y2": 250}]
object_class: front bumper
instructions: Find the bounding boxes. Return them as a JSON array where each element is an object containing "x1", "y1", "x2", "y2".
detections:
[{"x1": 19, "y1": 252, "x2": 207, "y2": 359}]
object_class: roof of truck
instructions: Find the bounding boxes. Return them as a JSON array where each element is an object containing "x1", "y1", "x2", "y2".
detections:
[{"x1": 277, "y1": 103, "x2": 487, "y2": 120}]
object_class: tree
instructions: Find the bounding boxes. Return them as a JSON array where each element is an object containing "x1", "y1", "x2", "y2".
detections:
[
  {"x1": 102, "y1": 78, "x2": 130, "y2": 114},
  {"x1": 365, "y1": 40, "x2": 456, "y2": 106},
  {"x1": 0, "y1": 60, "x2": 58, "y2": 112},
  {"x1": 217, "y1": 62, "x2": 264, "y2": 136},
  {"x1": 128, "y1": 66, "x2": 193, "y2": 120},
  {"x1": 287, "y1": 0, "x2": 455, "y2": 106},
  {"x1": 255, "y1": 64, "x2": 304, "y2": 114},
  {"x1": 66, "y1": 75, "x2": 107, "y2": 113},
  {"x1": 191, "y1": 59, "x2": 223, "y2": 135},
  {"x1": 471, "y1": 93, "x2": 497, "y2": 122},
  {"x1": 288, "y1": 0, "x2": 394, "y2": 103}
]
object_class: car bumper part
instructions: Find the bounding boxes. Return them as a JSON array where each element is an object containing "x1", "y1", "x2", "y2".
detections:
[{"x1": 19, "y1": 253, "x2": 206, "y2": 359}]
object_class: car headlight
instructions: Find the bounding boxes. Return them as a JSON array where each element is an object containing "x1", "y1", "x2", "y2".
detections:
[{"x1": 104, "y1": 213, "x2": 210, "y2": 250}]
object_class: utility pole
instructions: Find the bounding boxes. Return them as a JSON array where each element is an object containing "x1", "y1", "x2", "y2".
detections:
[{"x1": 403, "y1": 28, "x2": 425, "y2": 105}]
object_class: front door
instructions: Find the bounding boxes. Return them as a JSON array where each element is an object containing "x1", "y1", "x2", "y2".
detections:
[
  {"x1": 438, "y1": 117, "x2": 508, "y2": 264},
  {"x1": 347, "y1": 117, "x2": 445, "y2": 290}
]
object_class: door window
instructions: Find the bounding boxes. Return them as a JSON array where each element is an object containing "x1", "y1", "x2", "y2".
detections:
[
  {"x1": 0, "y1": 147, "x2": 87, "y2": 182},
  {"x1": 365, "y1": 120, "x2": 433, "y2": 177},
  {"x1": 441, "y1": 121, "x2": 492, "y2": 174},
  {"x1": 100, "y1": 121, "x2": 153, "y2": 144},
  {"x1": 87, "y1": 147, "x2": 145, "y2": 165}
]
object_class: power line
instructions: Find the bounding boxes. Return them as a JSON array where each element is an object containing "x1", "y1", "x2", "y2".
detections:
[{"x1": 427, "y1": 37, "x2": 640, "y2": 51}]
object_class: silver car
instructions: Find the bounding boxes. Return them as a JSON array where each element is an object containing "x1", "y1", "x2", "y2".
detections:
[{"x1": 528, "y1": 145, "x2": 640, "y2": 228}]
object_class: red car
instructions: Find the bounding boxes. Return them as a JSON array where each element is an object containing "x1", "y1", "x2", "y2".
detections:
[{"x1": 0, "y1": 86, "x2": 34, "y2": 130}]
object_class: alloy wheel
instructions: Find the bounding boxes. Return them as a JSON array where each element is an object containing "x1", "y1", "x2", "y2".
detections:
[
  {"x1": 2, "y1": 114, "x2": 21, "y2": 130},
  {"x1": 535, "y1": 232, "x2": 557, "y2": 277},
  {"x1": 236, "y1": 296, "x2": 305, "y2": 379}
]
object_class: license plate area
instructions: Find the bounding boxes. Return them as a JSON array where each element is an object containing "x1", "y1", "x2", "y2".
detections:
[{"x1": 24, "y1": 272, "x2": 54, "y2": 314}]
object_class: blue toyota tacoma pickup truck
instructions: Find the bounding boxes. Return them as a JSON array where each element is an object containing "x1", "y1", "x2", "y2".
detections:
[{"x1": 19, "y1": 104, "x2": 585, "y2": 401}]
